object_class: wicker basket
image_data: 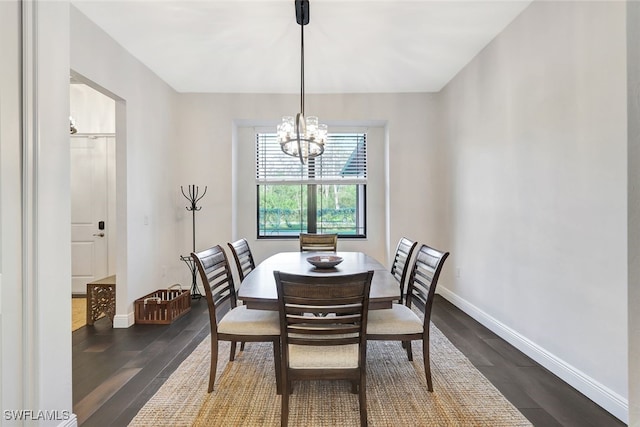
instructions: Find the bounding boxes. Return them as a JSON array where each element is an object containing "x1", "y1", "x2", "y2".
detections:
[{"x1": 134, "y1": 284, "x2": 191, "y2": 325}]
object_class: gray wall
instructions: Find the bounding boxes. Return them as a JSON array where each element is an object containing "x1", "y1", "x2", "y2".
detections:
[{"x1": 438, "y1": 1, "x2": 628, "y2": 420}]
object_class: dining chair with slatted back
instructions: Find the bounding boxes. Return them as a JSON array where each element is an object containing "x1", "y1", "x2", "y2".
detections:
[
  {"x1": 390, "y1": 237, "x2": 418, "y2": 305},
  {"x1": 274, "y1": 270, "x2": 374, "y2": 427},
  {"x1": 226, "y1": 238, "x2": 256, "y2": 352},
  {"x1": 227, "y1": 238, "x2": 256, "y2": 282},
  {"x1": 192, "y1": 245, "x2": 282, "y2": 394},
  {"x1": 367, "y1": 244, "x2": 449, "y2": 392},
  {"x1": 299, "y1": 233, "x2": 338, "y2": 252}
]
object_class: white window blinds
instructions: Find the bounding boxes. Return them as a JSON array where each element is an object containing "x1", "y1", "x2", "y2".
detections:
[{"x1": 256, "y1": 133, "x2": 367, "y2": 185}]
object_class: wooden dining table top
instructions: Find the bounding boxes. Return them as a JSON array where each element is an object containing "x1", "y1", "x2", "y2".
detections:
[{"x1": 237, "y1": 251, "x2": 399, "y2": 311}]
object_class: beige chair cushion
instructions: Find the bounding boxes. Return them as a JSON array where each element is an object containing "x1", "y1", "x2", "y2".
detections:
[
  {"x1": 289, "y1": 343, "x2": 359, "y2": 369},
  {"x1": 366, "y1": 304, "x2": 423, "y2": 335},
  {"x1": 218, "y1": 305, "x2": 280, "y2": 335}
]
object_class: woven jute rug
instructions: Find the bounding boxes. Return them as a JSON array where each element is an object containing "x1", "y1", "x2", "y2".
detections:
[
  {"x1": 129, "y1": 325, "x2": 531, "y2": 426},
  {"x1": 72, "y1": 297, "x2": 87, "y2": 331}
]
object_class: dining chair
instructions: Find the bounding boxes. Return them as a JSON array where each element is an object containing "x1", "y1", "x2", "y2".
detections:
[
  {"x1": 226, "y1": 238, "x2": 256, "y2": 352},
  {"x1": 299, "y1": 233, "x2": 338, "y2": 252},
  {"x1": 274, "y1": 270, "x2": 374, "y2": 427},
  {"x1": 367, "y1": 244, "x2": 449, "y2": 392},
  {"x1": 227, "y1": 238, "x2": 256, "y2": 282},
  {"x1": 390, "y1": 237, "x2": 418, "y2": 305},
  {"x1": 192, "y1": 245, "x2": 282, "y2": 394}
]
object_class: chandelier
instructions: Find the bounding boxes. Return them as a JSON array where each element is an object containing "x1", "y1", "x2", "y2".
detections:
[{"x1": 277, "y1": 0, "x2": 327, "y2": 165}]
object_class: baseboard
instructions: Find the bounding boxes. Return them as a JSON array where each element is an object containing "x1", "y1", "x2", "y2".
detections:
[
  {"x1": 437, "y1": 286, "x2": 629, "y2": 424},
  {"x1": 113, "y1": 312, "x2": 135, "y2": 328}
]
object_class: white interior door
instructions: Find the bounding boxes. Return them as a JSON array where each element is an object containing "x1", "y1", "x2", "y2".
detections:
[{"x1": 71, "y1": 135, "x2": 109, "y2": 294}]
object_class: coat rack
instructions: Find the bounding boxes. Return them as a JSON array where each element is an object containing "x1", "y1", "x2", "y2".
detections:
[{"x1": 180, "y1": 184, "x2": 207, "y2": 299}]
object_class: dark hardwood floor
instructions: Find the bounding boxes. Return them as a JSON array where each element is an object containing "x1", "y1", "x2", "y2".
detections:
[{"x1": 73, "y1": 295, "x2": 626, "y2": 427}]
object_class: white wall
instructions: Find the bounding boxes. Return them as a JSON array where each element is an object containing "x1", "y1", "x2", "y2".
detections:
[
  {"x1": 0, "y1": 0, "x2": 25, "y2": 417},
  {"x1": 38, "y1": 2, "x2": 75, "y2": 420},
  {"x1": 36, "y1": 2, "x2": 75, "y2": 420},
  {"x1": 69, "y1": 83, "x2": 116, "y2": 134},
  {"x1": 628, "y1": 1, "x2": 640, "y2": 424},
  {"x1": 1, "y1": 1, "x2": 75, "y2": 424},
  {"x1": 71, "y1": 6, "x2": 180, "y2": 326},
  {"x1": 69, "y1": 3, "x2": 445, "y2": 326},
  {"x1": 438, "y1": 1, "x2": 628, "y2": 421},
  {"x1": 172, "y1": 93, "x2": 444, "y2": 285}
]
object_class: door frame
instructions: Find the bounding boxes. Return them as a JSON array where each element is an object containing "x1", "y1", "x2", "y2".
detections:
[{"x1": 70, "y1": 70, "x2": 128, "y2": 327}]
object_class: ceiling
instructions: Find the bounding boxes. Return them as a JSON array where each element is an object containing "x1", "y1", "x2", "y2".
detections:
[{"x1": 70, "y1": 0, "x2": 532, "y2": 94}]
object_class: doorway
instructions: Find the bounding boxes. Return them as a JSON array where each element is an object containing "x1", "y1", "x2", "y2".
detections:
[{"x1": 69, "y1": 78, "x2": 117, "y2": 329}]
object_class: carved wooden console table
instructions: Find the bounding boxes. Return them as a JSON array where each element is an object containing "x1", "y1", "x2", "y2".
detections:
[{"x1": 86, "y1": 275, "x2": 116, "y2": 326}]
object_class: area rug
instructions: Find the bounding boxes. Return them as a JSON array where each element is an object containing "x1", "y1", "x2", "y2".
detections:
[
  {"x1": 72, "y1": 297, "x2": 87, "y2": 331},
  {"x1": 129, "y1": 324, "x2": 531, "y2": 426}
]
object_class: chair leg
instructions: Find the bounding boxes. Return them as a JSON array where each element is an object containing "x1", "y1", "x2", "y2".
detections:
[
  {"x1": 351, "y1": 381, "x2": 358, "y2": 394},
  {"x1": 423, "y1": 339, "x2": 433, "y2": 392},
  {"x1": 405, "y1": 340, "x2": 413, "y2": 361},
  {"x1": 240, "y1": 342, "x2": 246, "y2": 351},
  {"x1": 229, "y1": 341, "x2": 237, "y2": 361},
  {"x1": 359, "y1": 374, "x2": 368, "y2": 427},
  {"x1": 208, "y1": 338, "x2": 218, "y2": 393},
  {"x1": 281, "y1": 367, "x2": 289, "y2": 427},
  {"x1": 273, "y1": 339, "x2": 282, "y2": 395}
]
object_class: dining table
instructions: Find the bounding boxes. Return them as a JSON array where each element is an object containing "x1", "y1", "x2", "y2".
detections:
[{"x1": 237, "y1": 251, "x2": 399, "y2": 311}]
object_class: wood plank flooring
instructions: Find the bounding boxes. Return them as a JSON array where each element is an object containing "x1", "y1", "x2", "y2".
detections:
[{"x1": 72, "y1": 295, "x2": 626, "y2": 426}]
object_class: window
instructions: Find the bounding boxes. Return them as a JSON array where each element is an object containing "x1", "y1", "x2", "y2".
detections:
[{"x1": 256, "y1": 132, "x2": 367, "y2": 238}]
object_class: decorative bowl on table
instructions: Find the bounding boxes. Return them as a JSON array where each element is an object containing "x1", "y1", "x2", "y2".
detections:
[{"x1": 306, "y1": 255, "x2": 343, "y2": 269}]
